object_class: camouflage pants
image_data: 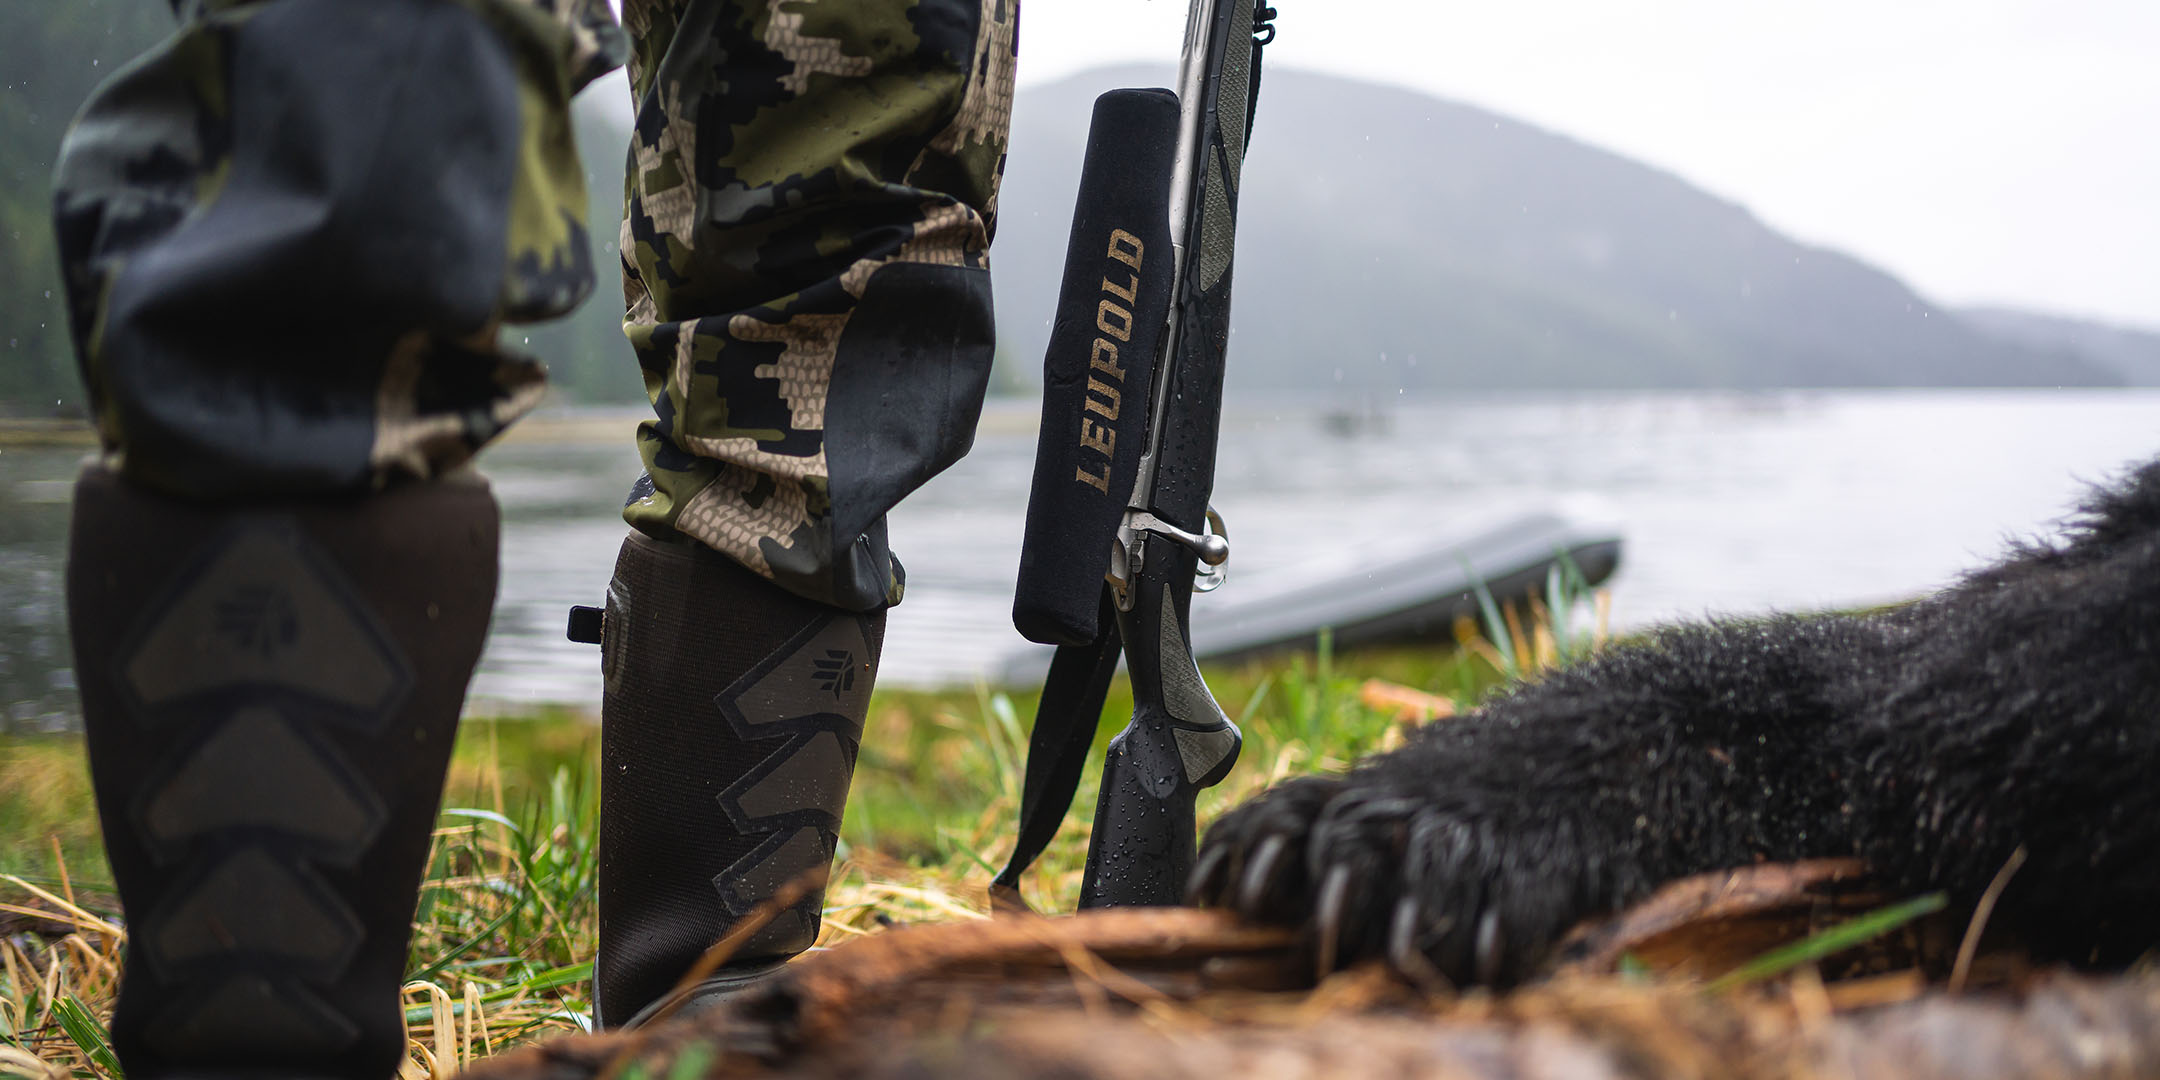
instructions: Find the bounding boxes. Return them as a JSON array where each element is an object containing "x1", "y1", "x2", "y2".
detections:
[{"x1": 54, "y1": 0, "x2": 1017, "y2": 611}]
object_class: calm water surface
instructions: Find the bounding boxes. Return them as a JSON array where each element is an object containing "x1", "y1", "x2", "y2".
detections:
[{"x1": 5, "y1": 389, "x2": 2157, "y2": 729}]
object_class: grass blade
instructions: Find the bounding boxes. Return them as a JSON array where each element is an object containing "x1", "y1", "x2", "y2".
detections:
[
  {"x1": 408, "y1": 902, "x2": 526, "y2": 985},
  {"x1": 1706, "y1": 892, "x2": 1947, "y2": 993},
  {"x1": 49, "y1": 995, "x2": 121, "y2": 1078},
  {"x1": 402, "y1": 962, "x2": 595, "y2": 1024},
  {"x1": 440, "y1": 808, "x2": 526, "y2": 838},
  {"x1": 1460, "y1": 557, "x2": 1516, "y2": 678}
]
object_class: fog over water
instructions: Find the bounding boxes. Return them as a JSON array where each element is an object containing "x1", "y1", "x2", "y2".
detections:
[{"x1": 5, "y1": 389, "x2": 2157, "y2": 730}]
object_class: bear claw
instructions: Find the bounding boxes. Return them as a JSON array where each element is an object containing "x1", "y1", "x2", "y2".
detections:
[{"x1": 1237, "y1": 834, "x2": 1290, "y2": 914}]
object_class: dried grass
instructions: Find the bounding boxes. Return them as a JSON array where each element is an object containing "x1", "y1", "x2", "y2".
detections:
[{"x1": 0, "y1": 583, "x2": 1610, "y2": 1078}]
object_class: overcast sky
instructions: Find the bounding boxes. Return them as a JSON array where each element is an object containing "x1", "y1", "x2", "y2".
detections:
[{"x1": 1019, "y1": 1, "x2": 2160, "y2": 330}]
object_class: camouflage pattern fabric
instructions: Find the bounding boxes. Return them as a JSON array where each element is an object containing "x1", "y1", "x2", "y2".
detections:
[
  {"x1": 51, "y1": 0, "x2": 626, "y2": 499},
  {"x1": 55, "y1": 0, "x2": 1015, "y2": 611},
  {"x1": 618, "y1": 0, "x2": 1018, "y2": 611}
]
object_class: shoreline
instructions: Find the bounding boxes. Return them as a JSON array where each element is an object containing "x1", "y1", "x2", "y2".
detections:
[{"x1": 0, "y1": 419, "x2": 96, "y2": 448}]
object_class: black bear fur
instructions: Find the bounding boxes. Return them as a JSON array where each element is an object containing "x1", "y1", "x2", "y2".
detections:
[{"x1": 1191, "y1": 456, "x2": 2160, "y2": 986}]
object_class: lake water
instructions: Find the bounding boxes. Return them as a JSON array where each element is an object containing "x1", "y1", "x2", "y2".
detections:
[{"x1": 5, "y1": 389, "x2": 2158, "y2": 730}]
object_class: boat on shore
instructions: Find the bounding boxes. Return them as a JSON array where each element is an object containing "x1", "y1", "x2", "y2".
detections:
[{"x1": 996, "y1": 509, "x2": 1622, "y2": 683}]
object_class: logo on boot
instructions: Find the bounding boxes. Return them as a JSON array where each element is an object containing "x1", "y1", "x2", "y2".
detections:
[
  {"x1": 213, "y1": 584, "x2": 300, "y2": 659},
  {"x1": 811, "y1": 650, "x2": 855, "y2": 697}
]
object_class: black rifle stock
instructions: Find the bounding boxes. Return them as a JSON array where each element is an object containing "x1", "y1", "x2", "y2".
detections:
[{"x1": 999, "y1": 0, "x2": 1273, "y2": 909}]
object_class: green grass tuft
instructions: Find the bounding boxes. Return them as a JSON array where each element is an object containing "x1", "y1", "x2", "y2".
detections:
[{"x1": 0, "y1": 588, "x2": 1602, "y2": 1075}]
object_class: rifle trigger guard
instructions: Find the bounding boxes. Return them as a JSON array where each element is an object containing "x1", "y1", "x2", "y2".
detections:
[{"x1": 1106, "y1": 529, "x2": 1139, "y2": 613}]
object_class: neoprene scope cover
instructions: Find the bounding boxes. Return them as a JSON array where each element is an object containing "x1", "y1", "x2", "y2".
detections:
[{"x1": 1012, "y1": 88, "x2": 1179, "y2": 645}]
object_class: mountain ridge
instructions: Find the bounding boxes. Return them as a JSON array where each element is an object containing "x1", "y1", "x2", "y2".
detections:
[
  {"x1": 989, "y1": 64, "x2": 2121, "y2": 394},
  {"x1": 1960, "y1": 306, "x2": 2160, "y2": 387}
]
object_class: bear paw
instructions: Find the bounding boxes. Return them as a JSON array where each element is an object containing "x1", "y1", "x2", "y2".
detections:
[{"x1": 1190, "y1": 772, "x2": 1608, "y2": 988}]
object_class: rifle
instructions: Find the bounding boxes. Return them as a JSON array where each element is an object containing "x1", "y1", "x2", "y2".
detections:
[{"x1": 997, "y1": 0, "x2": 1277, "y2": 908}]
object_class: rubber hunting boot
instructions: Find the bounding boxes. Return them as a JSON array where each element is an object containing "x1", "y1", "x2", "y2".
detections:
[
  {"x1": 67, "y1": 463, "x2": 497, "y2": 1080},
  {"x1": 593, "y1": 532, "x2": 882, "y2": 1028}
]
